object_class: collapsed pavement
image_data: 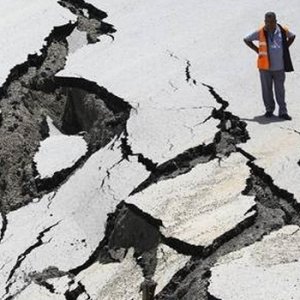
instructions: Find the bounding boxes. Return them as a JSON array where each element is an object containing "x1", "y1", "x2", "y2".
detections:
[
  {"x1": 0, "y1": 0, "x2": 127, "y2": 213},
  {"x1": 1, "y1": 0, "x2": 300, "y2": 300}
]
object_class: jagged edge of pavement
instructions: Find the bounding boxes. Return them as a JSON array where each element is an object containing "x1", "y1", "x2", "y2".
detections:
[
  {"x1": 3, "y1": 3, "x2": 300, "y2": 299},
  {"x1": 0, "y1": 0, "x2": 130, "y2": 215},
  {"x1": 155, "y1": 89, "x2": 300, "y2": 299},
  {"x1": 0, "y1": 1, "x2": 129, "y2": 297},
  {"x1": 27, "y1": 83, "x2": 254, "y2": 298},
  {"x1": 130, "y1": 82, "x2": 245, "y2": 195},
  {"x1": 10, "y1": 81, "x2": 253, "y2": 298}
]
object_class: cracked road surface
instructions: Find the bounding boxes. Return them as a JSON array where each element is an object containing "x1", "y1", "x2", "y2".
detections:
[{"x1": 1, "y1": 0, "x2": 300, "y2": 299}]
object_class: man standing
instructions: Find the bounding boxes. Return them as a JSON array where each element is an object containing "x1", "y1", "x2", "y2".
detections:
[{"x1": 244, "y1": 12, "x2": 296, "y2": 120}]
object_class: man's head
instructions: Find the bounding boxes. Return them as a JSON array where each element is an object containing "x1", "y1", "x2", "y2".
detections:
[{"x1": 264, "y1": 12, "x2": 277, "y2": 32}]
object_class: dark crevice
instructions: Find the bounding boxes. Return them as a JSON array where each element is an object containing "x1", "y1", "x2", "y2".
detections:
[
  {"x1": 59, "y1": 0, "x2": 107, "y2": 19},
  {"x1": 0, "y1": 0, "x2": 124, "y2": 213},
  {"x1": 55, "y1": 77, "x2": 131, "y2": 116},
  {"x1": 236, "y1": 146, "x2": 256, "y2": 161},
  {"x1": 203, "y1": 205, "x2": 258, "y2": 257},
  {"x1": 130, "y1": 84, "x2": 249, "y2": 196},
  {"x1": 68, "y1": 201, "x2": 163, "y2": 278},
  {"x1": 156, "y1": 154, "x2": 300, "y2": 299},
  {"x1": 120, "y1": 128, "x2": 158, "y2": 172},
  {"x1": 58, "y1": 0, "x2": 116, "y2": 44},
  {"x1": 153, "y1": 86, "x2": 300, "y2": 299},
  {"x1": 62, "y1": 200, "x2": 208, "y2": 298},
  {"x1": 39, "y1": 115, "x2": 50, "y2": 140},
  {"x1": 185, "y1": 60, "x2": 197, "y2": 85},
  {"x1": 244, "y1": 161, "x2": 300, "y2": 224},
  {"x1": 130, "y1": 143, "x2": 216, "y2": 195},
  {"x1": 0, "y1": 23, "x2": 76, "y2": 98},
  {"x1": 33, "y1": 77, "x2": 131, "y2": 194},
  {"x1": 207, "y1": 292, "x2": 222, "y2": 300},
  {"x1": 32, "y1": 203, "x2": 162, "y2": 299},
  {"x1": 185, "y1": 60, "x2": 191, "y2": 83},
  {"x1": 63, "y1": 193, "x2": 256, "y2": 299},
  {"x1": 66, "y1": 201, "x2": 136, "y2": 277},
  {"x1": 0, "y1": 20, "x2": 75, "y2": 212},
  {"x1": 156, "y1": 207, "x2": 284, "y2": 299},
  {"x1": 38, "y1": 281, "x2": 56, "y2": 294},
  {"x1": 29, "y1": 266, "x2": 69, "y2": 295},
  {"x1": 2, "y1": 3, "x2": 299, "y2": 299},
  {"x1": 194, "y1": 114, "x2": 213, "y2": 127},
  {"x1": 33, "y1": 149, "x2": 89, "y2": 194},
  {"x1": 40, "y1": 201, "x2": 162, "y2": 298},
  {"x1": 162, "y1": 236, "x2": 204, "y2": 257},
  {"x1": 64, "y1": 281, "x2": 91, "y2": 300},
  {"x1": 125, "y1": 202, "x2": 164, "y2": 229},
  {"x1": 0, "y1": 211, "x2": 8, "y2": 243},
  {"x1": 5, "y1": 222, "x2": 60, "y2": 297},
  {"x1": 201, "y1": 83, "x2": 228, "y2": 110},
  {"x1": 141, "y1": 279, "x2": 157, "y2": 300}
]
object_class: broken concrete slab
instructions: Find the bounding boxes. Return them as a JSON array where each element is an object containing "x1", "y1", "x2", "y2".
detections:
[
  {"x1": 127, "y1": 153, "x2": 256, "y2": 247},
  {"x1": 126, "y1": 103, "x2": 219, "y2": 164},
  {"x1": 242, "y1": 124, "x2": 300, "y2": 202},
  {"x1": 0, "y1": 139, "x2": 149, "y2": 298},
  {"x1": 209, "y1": 225, "x2": 300, "y2": 300},
  {"x1": 154, "y1": 244, "x2": 190, "y2": 295},
  {"x1": 0, "y1": 0, "x2": 126, "y2": 214},
  {"x1": 76, "y1": 248, "x2": 144, "y2": 300},
  {"x1": 0, "y1": 0, "x2": 76, "y2": 86},
  {"x1": 14, "y1": 282, "x2": 64, "y2": 300},
  {"x1": 34, "y1": 133, "x2": 88, "y2": 179},
  {"x1": 45, "y1": 246, "x2": 189, "y2": 300},
  {"x1": 44, "y1": 248, "x2": 144, "y2": 300}
]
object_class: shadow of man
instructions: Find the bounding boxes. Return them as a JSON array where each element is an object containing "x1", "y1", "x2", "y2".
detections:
[{"x1": 242, "y1": 115, "x2": 287, "y2": 125}]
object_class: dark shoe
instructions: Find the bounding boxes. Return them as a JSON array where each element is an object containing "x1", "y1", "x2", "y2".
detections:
[
  {"x1": 278, "y1": 114, "x2": 292, "y2": 120},
  {"x1": 264, "y1": 111, "x2": 274, "y2": 118}
]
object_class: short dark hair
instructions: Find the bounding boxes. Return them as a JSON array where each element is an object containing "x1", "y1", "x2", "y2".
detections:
[{"x1": 265, "y1": 12, "x2": 276, "y2": 20}]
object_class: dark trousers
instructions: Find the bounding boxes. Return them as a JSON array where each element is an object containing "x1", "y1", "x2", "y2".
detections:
[{"x1": 259, "y1": 70, "x2": 287, "y2": 115}]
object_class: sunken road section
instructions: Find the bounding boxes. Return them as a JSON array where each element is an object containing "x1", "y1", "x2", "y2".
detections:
[{"x1": 0, "y1": 0, "x2": 129, "y2": 213}]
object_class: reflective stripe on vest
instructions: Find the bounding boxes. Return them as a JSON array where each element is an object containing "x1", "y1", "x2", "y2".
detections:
[{"x1": 257, "y1": 27, "x2": 269, "y2": 70}]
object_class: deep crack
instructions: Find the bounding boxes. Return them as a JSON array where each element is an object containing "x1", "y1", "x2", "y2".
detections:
[
  {"x1": 5, "y1": 222, "x2": 61, "y2": 297},
  {"x1": 153, "y1": 87, "x2": 300, "y2": 299},
  {"x1": 185, "y1": 60, "x2": 197, "y2": 85},
  {"x1": 120, "y1": 128, "x2": 158, "y2": 172},
  {"x1": 2, "y1": 1, "x2": 299, "y2": 299},
  {"x1": 130, "y1": 84, "x2": 249, "y2": 195},
  {"x1": 64, "y1": 281, "x2": 91, "y2": 300},
  {"x1": 0, "y1": 211, "x2": 8, "y2": 243},
  {"x1": 0, "y1": 0, "x2": 129, "y2": 213}
]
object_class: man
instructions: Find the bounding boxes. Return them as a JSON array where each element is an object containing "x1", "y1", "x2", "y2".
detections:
[{"x1": 244, "y1": 12, "x2": 296, "y2": 120}]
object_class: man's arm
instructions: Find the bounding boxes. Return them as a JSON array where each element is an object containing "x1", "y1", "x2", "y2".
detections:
[
  {"x1": 287, "y1": 35, "x2": 296, "y2": 47},
  {"x1": 243, "y1": 39, "x2": 259, "y2": 53},
  {"x1": 243, "y1": 31, "x2": 259, "y2": 53}
]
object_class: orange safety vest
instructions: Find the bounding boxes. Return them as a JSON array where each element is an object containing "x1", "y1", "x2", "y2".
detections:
[{"x1": 257, "y1": 25, "x2": 289, "y2": 70}]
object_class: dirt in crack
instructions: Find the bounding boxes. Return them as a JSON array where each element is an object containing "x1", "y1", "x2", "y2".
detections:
[
  {"x1": 0, "y1": 0, "x2": 128, "y2": 214},
  {"x1": 58, "y1": 0, "x2": 116, "y2": 43},
  {"x1": 156, "y1": 157, "x2": 300, "y2": 299},
  {"x1": 5, "y1": 222, "x2": 60, "y2": 297},
  {"x1": 153, "y1": 125, "x2": 300, "y2": 299},
  {"x1": 53, "y1": 201, "x2": 164, "y2": 299}
]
